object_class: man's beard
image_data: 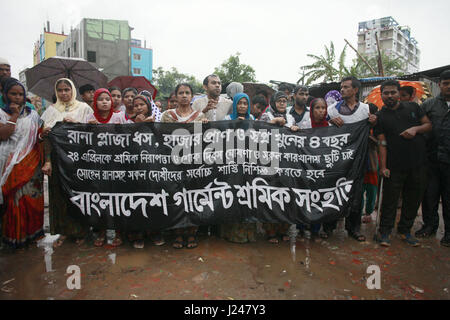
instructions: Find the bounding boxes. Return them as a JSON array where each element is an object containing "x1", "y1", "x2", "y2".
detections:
[
  {"x1": 295, "y1": 99, "x2": 306, "y2": 107},
  {"x1": 384, "y1": 99, "x2": 397, "y2": 109}
]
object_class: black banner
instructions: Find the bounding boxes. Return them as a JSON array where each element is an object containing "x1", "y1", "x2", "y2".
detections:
[{"x1": 49, "y1": 120, "x2": 369, "y2": 231}]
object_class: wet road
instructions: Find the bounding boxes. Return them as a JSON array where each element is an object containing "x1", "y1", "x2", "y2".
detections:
[{"x1": 1, "y1": 206, "x2": 449, "y2": 300}]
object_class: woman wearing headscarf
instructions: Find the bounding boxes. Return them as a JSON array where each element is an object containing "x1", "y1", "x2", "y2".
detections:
[
  {"x1": 259, "y1": 91, "x2": 295, "y2": 243},
  {"x1": 259, "y1": 91, "x2": 295, "y2": 128},
  {"x1": 140, "y1": 90, "x2": 162, "y2": 122},
  {"x1": 220, "y1": 93, "x2": 257, "y2": 244},
  {"x1": 296, "y1": 98, "x2": 332, "y2": 240},
  {"x1": 0, "y1": 78, "x2": 45, "y2": 249},
  {"x1": 126, "y1": 93, "x2": 159, "y2": 249},
  {"x1": 40, "y1": 78, "x2": 93, "y2": 247},
  {"x1": 86, "y1": 88, "x2": 130, "y2": 247},
  {"x1": 324, "y1": 90, "x2": 343, "y2": 108},
  {"x1": 224, "y1": 93, "x2": 255, "y2": 121},
  {"x1": 86, "y1": 88, "x2": 130, "y2": 125}
]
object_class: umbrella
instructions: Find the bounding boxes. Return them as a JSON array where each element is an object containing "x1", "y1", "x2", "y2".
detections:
[
  {"x1": 25, "y1": 56, "x2": 108, "y2": 101},
  {"x1": 365, "y1": 80, "x2": 432, "y2": 109},
  {"x1": 108, "y1": 76, "x2": 158, "y2": 100}
]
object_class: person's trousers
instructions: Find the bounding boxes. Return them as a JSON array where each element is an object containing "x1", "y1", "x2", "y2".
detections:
[
  {"x1": 379, "y1": 164, "x2": 427, "y2": 235},
  {"x1": 345, "y1": 176, "x2": 364, "y2": 233},
  {"x1": 421, "y1": 162, "x2": 450, "y2": 233},
  {"x1": 361, "y1": 184, "x2": 378, "y2": 215},
  {"x1": 322, "y1": 176, "x2": 364, "y2": 234}
]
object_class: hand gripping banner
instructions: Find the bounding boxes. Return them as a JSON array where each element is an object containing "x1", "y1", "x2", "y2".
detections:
[{"x1": 49, "y1": 120, "x2": 369, "y2": 232}]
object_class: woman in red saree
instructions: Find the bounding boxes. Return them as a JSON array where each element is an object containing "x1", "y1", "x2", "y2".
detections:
[{"x1": 0, "y1": 78, "x2": 44, "y2": 249}]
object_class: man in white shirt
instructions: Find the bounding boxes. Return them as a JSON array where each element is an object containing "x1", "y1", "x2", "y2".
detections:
[
  {"x1": 326, "y1": 76, "x2": 377, "y2": 242},
  {"x1": 192, "y1": 75, "x2": 232, "y2": 121}
]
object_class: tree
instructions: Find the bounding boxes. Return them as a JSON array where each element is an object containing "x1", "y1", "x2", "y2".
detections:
[
  {"x1": 349, "y1": 51, "x2": 405, "y2": 78},
  {"x1": 298, "y1": 42, "x2": 349, "y2": 85},
  {"x1": 298, "y1": 41, "x2": 406, "y2": 85},
  {"x1": 151, "y1": 67, "x2": 203, "y2": 101},
  {"x1": 214, "y1": 52, "x2": 257, "y2": 84}
]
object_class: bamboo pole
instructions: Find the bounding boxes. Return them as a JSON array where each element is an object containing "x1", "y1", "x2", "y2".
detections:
[
  {"x1": 344, "y1": 38, "x2": 378, "y2": 76},
  {"x1": 375, "y1": 32, "x2": 385, "y2": 77}
]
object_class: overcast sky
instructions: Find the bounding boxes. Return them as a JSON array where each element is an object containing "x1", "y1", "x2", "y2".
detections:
[{"x1": 1, "y1": 0, "x2": 449, "y2": 84}]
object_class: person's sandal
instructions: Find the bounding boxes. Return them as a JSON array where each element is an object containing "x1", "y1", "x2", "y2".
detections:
[
  {"x1": 319, "y1": 231, "x2": 330, "y2": 239},
  {"x1": 53, "y1": 235, "x2": 66, "y2": 248},
  {"x1": 268, "y1": 236, "x2": 279, "y2": 244},
  {"x1": 151, "y1": 234, "x2": 166, "y2": 246},
  {"x1": 133, "y1": 240, "x2": 144, "y2": 249},
  {"x1": 111, "y1": 234, "x2": 123, "y2": 247},
  {"x1": 348, "y1": 230, "x2": 366, "y2": 242},
  {"x1": 172, "y1": 236, "x2": 184, "y2": 249},
  {"x1": 94, "y1": 232, "x2": 106, "y2": 247},
  {"x1": 186, "y1": 236, "x2": 198, "y2": 249}
]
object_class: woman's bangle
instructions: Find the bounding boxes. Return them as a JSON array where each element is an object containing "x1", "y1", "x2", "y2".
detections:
[
  {"x1": 38, "y1": 133, "x2": 43, "y2": 141},
  {"x1": 6, "y1": 120, "x2": 16, "y2": 126}
]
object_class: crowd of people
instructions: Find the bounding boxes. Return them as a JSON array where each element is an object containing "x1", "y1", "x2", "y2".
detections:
[{"x1": 0, "y1": 55, "x2": 449, "y2": 253}]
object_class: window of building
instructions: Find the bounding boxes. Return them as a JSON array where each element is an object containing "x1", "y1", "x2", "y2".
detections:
[
  {"x1": 87, "y1": 51, "x2": 96, "y2": 63},
  {"x1": 133, "y1": 68, "x2": 142, "y2": 75},
  {"x1": 133, "y1": 53, "x2": 141, "y2": 61},
  {"x1": 67, "y1": 48, "x2": 70, "y2": 58},
  {"x1": 73, "y1": 41, "x2": 77, "y2": 53}
]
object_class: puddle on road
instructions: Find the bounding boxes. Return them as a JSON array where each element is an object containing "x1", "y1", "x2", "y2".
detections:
[{"x1": 0, "y1": 215, "x2": 449, "y2": 300}]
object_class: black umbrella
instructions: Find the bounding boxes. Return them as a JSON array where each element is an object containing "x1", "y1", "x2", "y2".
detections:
[{"x1": 25, "y1": 56, "x2": 108, "y2": 101}]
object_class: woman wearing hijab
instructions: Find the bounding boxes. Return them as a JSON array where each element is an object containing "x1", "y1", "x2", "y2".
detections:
[
  {"x1": 220, "y1": 93, "x2": 257, "y2": 244},
  {"x1": 295, "y1": 98, "x2": 332, "y2": 240},
  {"x1": 86, "y1": 88, "x2": 131, "y2": 247},
  {"x1": 126, "y1": 93, "x2": 160, "y2": 249},
  {"x1": 40, "y1": 78, "x2": 93, "y2": 247},
  {"x1": 259, "y1": 91, "x2": 295, "y2": 128},
  {"x1": 259, "y1": 91, "x2": 295, "y2": 243},
  {"x1": 140, "y1": 90, "x2": 162, "y2": 122},
  {"x1": 224, "y1": 93, "x2": 255, "y2": 121},
  {"x1": 86, "y1": 88, "x2": 130, "y2": 125},
  {"x1": 324, "y1": 90, "x2": 343, "y2": 108},
  {"x1": 0, "y1": 78, "x2": 45, "y2": 249}
]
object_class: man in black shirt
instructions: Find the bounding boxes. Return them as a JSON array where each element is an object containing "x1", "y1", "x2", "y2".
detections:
[
  {"x1": 375, "y1": 80, "x2": 432, "y2": 247},
  {"x1": 418, "y1": 70, "x2": 450, "y2": 247}
]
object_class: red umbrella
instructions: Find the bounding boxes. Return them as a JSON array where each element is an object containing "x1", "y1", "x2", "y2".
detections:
[
  {"x1": 365, "y1": 80, "x2": 432, "y2": 109},
  {"x1": 108, "y1": 76, "x2": 158, "y2": 100}
]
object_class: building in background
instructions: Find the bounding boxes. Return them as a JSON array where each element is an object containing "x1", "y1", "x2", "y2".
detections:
[
  {"x1": 33, "y1": 21, "x2": 67, "y2": 66},
  {"x1": 357, "y1": 16, "x2": 420, "y2": 74},
  {"x1": 130, "y1": 38, "x2": 153, "y2": 80},
  {"x1": 56, "y1": 19, "x2": 132, "y2": 81},
  {"x1": 53, "y1": 18, "x2": 153, "y2": 82}
]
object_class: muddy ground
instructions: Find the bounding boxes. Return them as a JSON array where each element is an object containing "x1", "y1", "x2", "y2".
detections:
[{"x1": 1, "y1": 205, "x2": 449, "y2": 301}]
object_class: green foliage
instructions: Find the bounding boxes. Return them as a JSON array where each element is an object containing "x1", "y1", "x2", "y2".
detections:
[
  {"x1": 298, "y1": 41, "x2": 406, "y2": 85},
  {"x1": 151, "y1": 67, "x2": 203, "y2": 101},
  {"x1": 298, "y1": 42, "x2": 350, "y2": 85},
  {"x1": 350, "y1": 51, "x2": 405, "y2": 78},
  {"x1": 214, "y1": 53, "x2": 257, "y2": 84}
]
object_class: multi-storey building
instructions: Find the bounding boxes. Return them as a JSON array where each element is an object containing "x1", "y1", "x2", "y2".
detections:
[
  {"x1": 357, "y1": 16, "x2": 420, "y2": 74},
  {"x1": 56, "y1": 18, "x2": 132, "y2": 81},
  {"x1": 130, "y1": 38, "x2": 153, "y2": 80}
]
